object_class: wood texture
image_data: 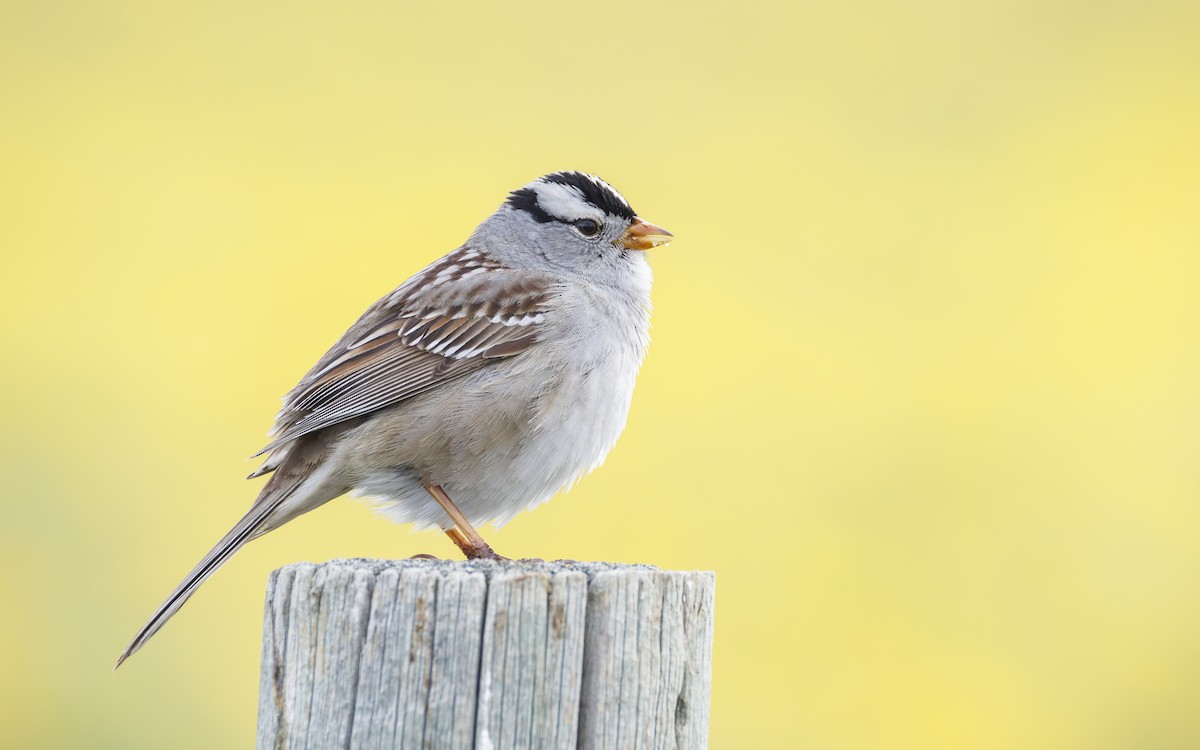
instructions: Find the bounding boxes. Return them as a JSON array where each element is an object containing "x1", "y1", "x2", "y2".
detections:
[{"x1": 257, "y1": 559, "x2": 714, "y2": 750}]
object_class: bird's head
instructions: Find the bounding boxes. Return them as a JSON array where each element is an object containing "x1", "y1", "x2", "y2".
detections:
[{"x1": 475, "y1": 171, "x2": 672, "y2": 280}]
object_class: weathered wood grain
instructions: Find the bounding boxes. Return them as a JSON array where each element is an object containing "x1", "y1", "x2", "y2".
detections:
[
  {"x1": 257, "y1": 559, "x2": 714, "y2": 750},
  {"x1": 576, "y1": 568, "x2": 716, "y2": 750}
]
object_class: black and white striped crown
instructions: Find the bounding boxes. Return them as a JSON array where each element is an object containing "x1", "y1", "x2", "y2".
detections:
[{"x1": 506, "y1": 171, "x2": 636, "y2": 224}]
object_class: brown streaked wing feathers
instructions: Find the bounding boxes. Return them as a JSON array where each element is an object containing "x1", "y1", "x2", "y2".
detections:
[{"x1": 256, "y1": 251, "x2": 556, "y2": 455}]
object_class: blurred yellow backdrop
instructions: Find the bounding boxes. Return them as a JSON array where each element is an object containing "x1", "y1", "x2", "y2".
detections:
[{"x1": 3, "y1": 1, "x2": 1199, "y2": 748}]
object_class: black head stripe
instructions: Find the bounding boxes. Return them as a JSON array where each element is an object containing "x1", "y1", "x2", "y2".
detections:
[
  {"x1": 506, "y1": 187, "x2": 555, "y2": 223},
  {"x1": 542, "y1": 171, "x2": 636, "y2": 221}
]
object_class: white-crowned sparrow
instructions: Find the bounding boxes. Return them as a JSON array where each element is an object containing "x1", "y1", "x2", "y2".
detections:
[{"x1": 116, "y1": 171, "x2": 672, "y2": 666}]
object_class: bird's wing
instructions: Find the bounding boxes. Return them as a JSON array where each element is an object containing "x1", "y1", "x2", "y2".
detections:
[{"x1": 255, "y1": 247, "x2": 557, "y2": 457}]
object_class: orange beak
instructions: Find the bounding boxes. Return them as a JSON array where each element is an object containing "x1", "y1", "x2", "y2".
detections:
[{"x1": 618, "y1": 218, "x2": 674, "y2": 251}]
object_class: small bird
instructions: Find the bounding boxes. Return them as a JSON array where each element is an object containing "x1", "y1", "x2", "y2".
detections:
[{"x1": 116, "y1": 171, "x2": 672, "y2": 667}]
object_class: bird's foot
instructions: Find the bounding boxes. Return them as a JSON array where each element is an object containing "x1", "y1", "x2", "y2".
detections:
[
  {"x1": 463, "y1": 540, "x2": 508, "y2": 561},
  {"x1": 445, "y1": 527, "x2": 507, "y2": 561}
]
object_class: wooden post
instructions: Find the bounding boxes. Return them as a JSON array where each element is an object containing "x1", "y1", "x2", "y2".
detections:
[{"x1": 256, "y1": 559, "x2": 715, "y2": 750}]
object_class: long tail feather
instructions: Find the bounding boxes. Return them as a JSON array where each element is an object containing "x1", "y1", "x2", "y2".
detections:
[
  {"x1": 115, "y1": 500, "x2": 281, "y2": 669},
  {"x1": 115, "y1": 438, "x2": 335, "y2": 669}
]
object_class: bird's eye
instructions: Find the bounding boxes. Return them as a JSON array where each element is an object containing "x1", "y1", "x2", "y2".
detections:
[{"x1": 573, "y1": 218, "x2": 601, "y2": 237}]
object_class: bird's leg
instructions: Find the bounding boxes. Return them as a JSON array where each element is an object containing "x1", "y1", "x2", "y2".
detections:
[
  {"x1": 423, "y1": 483, "x2": 506, "y2": 560},
  {"x1": 444, "y1": 528, "x2": 474, "y2": 557}
]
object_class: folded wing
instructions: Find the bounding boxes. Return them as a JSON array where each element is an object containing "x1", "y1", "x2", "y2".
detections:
[{"x1": 256, "y1": 247, "x2": 557, "y2": 457}]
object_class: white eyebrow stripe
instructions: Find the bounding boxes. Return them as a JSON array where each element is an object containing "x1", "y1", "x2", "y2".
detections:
[{"x1": 532, "y1": 182, "x2": 595, "y2": 222}]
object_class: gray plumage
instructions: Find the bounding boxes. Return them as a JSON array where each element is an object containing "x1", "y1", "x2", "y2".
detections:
[{"x1": 116, "y1": 171, "x2": 672, "y2": 668}]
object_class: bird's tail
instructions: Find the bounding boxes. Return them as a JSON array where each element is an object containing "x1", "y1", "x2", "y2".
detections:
[{"x1": 115, "y1": 441, "x2": 336, "y2": 669}]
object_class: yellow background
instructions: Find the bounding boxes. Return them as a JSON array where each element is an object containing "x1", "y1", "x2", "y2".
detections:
[{"x1": 3, "y1": 1, "x2": 1199, "y2": 748}]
